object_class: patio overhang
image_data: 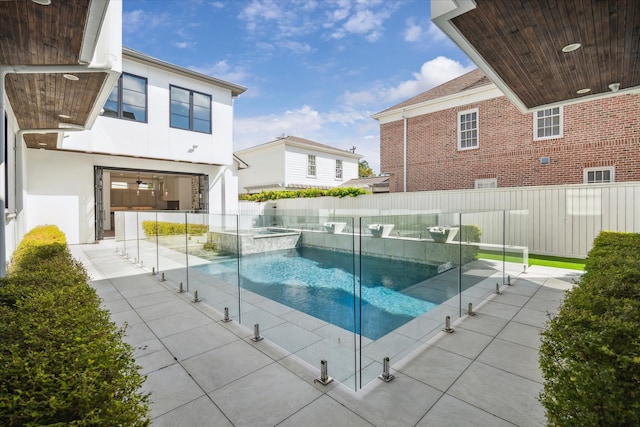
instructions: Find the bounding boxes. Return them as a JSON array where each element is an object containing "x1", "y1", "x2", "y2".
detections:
[
  {"x1": 0, "y1": 0, "x2": 122, "y2": 149},
  {"x1": 431, "y1": 0, "x2": 640, "y2": 112}
]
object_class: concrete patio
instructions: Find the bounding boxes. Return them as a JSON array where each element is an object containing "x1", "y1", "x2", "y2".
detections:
[{"x1": 70, "y1": 241, "x2": 581, "y2": 427}]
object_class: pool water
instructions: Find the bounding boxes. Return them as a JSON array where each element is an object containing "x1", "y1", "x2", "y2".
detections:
[{"x1": 195, "y1": 247, "x2": 440, "y2": 339}]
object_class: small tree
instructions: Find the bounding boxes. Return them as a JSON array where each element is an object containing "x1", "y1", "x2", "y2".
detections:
[{"x1": 359, "y1": 160, "x2": 375, "y2": 177}]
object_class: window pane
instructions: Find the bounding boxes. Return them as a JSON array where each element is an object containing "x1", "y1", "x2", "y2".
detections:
[
  {"x1": 171, "y1": 87, "x2": 190, "y2": 103},
  {"x1": 193, "y1": 118, "x2": 210, "y2": 133},
  {"x1": 123, "y1": 74, "x2": 146, "y2": 93},
  {"x1": 170, "y1": 99, "x2": 190, "y2": 117},
  {"x1": 122, "y1": 104, "x2": 146, "y2": 121},
  {"x1": 103, "y1": 100, "x2": 119, "y2": 117},
  {"x1": 170, "y1": 113, "x2": 189, "y2": 129},
  {"x1": 193, "y1": 92, "x2": 210, "y2": 108},
  {"x1": 122, "y1": 90, "x2": 146, "y2": 108},
  {"x1": 193, "y1": 105, "x2": 210, "y2": 121}
]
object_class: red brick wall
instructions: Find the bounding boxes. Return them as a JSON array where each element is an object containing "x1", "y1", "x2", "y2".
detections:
[{"x1": 380, "y1": 94, "x2": 640, "y2": 192}]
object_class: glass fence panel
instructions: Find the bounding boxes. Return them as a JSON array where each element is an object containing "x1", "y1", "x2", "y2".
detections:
[
  {"x1": 184, "y1": 214, "x2": 240, "y2": 320},
  {"x1": 458, "y1": 211, "x2": 506, "y2": 320},
  {"x1": 237, "y1": 214, "x2": 358, "y2": 391},
  {"x1": 358, "y1": 213, "x2": 461, "y2": 389},
  {"x1": 153, "y1": 211, "x2": 189, "y2": 291},
  {"x1": 505, "y1": 209, "x2": 530, "y2": 275},
  {"x1": 121, "y1": 212, "x2": 139, "y2": 263},
  {"x1": 137, "y1": 211, "x2": 159, "y2": 274},
  {"x1": 114, "y1": 211, "x2": 126, "y2": 256}
]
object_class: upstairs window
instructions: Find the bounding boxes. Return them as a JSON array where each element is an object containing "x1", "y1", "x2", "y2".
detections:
[
  {"x1": 307, "y1": 155, "x2": 316, "y2": 177},
  {"x1": 534, "y1": 107, "x2": 562, "y2": 140},
  {"x1": 335, "y1": 160, "x2": 343, "y2": 179},
  {"x1": 458, "y1": 108, "x2": 478, "y2": 150},
  {"x1": 170, "y1": 85, "x2": 211, "y2": 133},
  {"x1": 103, "y1": 73, "x2": 147, "y2": 122},
  {"x1": 584, "y1": 167, "x2": 614, "y2": 184}
]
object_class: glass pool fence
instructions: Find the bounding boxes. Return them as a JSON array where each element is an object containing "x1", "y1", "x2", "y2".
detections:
[{"x1": 114, "y1": 209, "x2": 528, "y2": 391}]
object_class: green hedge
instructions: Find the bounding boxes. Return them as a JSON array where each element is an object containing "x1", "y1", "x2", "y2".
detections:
[
  {"x1": 0, "y1": 225, "x2": 149, "y2": 426},
  {"x1": 141, "y1": 221, "x2": 208, "y2": 237},
  {"x1": 239, "y1": 186, "x2": 369, "y2": 202},
  {"x1": 539, "y1": 231, "x2": 640, "y2": 426}
]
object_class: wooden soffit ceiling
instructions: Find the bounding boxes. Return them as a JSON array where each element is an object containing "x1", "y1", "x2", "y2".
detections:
[
  {"x1": 438, "y1": 0, "x2": 640, "y2": 111},
  {"x1": 0, "y1": 0, "x2": 109, "y2": 148}
]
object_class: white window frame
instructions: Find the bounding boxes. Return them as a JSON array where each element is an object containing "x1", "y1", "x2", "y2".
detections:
[
  {"x1": 474, "y1": 178, "x2": 497, "y2": 189},
  {"x1": 534, "y1": 106, "x2": 563, "y2": 141},
  {"x1": 458, "y1": 108, "x2": 479, "y2": 150},
  {"x1": 307, "y1": 155, "x2": 316, "y2": 177},
  {"x1": 584, "y1": 166, "x2": 615, "y2": 184},
  {"x1": 335, "y1": 159, "x2": 343, "y2": 180}
]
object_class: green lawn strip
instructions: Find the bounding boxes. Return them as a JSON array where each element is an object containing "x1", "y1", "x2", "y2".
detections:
[{"x1": 477, "y1": 250, "x2": 585, "y2": 271}]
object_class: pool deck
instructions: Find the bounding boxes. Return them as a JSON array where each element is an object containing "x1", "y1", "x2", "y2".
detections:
[{"x1": 70, "y1": 241, "x2": 582, "y2": 427}]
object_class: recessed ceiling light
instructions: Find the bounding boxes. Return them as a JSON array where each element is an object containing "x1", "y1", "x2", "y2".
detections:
[
  {"x1": 63, "y1": 74, "x2": 79, "y2": 81},
  {"x1": 577, "y1": 88, "x2": 591, "y2": 94},
  {"x1": 32, "y1": 0, "x2": 52, "y2": 5},
  {"x1": 562, "y1": 43, "x2": 581, "y2": 53},
  {"x1": 38, "y1": 143, "x2": 47, "y2": 146},
  {"x1": 58, "y1": 114, "x2": 71, "y2": 119}
]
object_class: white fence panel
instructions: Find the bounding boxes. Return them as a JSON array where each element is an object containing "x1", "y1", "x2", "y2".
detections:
[{"x1": 240, "y1": 182, "x2": 640, "y2": 258}]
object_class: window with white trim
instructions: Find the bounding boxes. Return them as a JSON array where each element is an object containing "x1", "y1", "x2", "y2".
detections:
[
  {"x1": 458, "y1": 108, "x2": 478, "y2": 150},
  {"x1": 335, "y1": 160, "x2": 343, "y2": 179},
  {"x1": 475, "y1": 178, "x2": 497, "y2": 189},
  {"x1": 307, "y1": 155, "x2": 316, "y2": 177},
  {"x1": 534, "y1": 107, "x2": 562, "y2": 140},
  {"x1": 584, "y1": 167, "x2": 614, "y2": 184}
]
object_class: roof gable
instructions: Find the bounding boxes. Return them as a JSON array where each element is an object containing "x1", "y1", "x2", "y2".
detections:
[{"x1": 376, "y1": 68, "x2": 490, "y2": 114}]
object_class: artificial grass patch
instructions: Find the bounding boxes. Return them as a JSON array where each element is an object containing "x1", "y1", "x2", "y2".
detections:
[{"x1": 478, "y1": 250, "x2": 585, "y2": 271}]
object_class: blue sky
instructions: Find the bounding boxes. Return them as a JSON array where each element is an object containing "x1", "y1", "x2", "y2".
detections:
[{"x1": 122, "y1": 0, "x2": 475, "y2": 173}]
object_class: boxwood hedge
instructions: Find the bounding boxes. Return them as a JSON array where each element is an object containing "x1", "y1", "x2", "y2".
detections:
[
  {"x1": 539, "y1": 231, "x2": 640, "y2": 426},
  {"x1": 141, "y1": 221, "x2": 208, "y2": 237},
  {"x1": 0, "y1": 225, "x2": 149, "y2": 426}
]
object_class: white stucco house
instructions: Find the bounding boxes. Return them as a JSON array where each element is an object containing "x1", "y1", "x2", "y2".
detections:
[
  {"x1": 1, "y1": 0, "x2": 246, "y2": 268},
  {"x1": 235, "y1": 136, "x2": 362, "y2": 194}
]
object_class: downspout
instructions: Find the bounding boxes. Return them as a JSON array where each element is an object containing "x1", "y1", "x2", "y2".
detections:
[
  {"x1": 403, "y1": 108, "x2": 407, "y2": 193},
  {"x1": 1, "y1": 69, "x2": 7, "y2": 276},
  {"x1": 0, "y1": 62, "x2": 117, "y2": 276}
]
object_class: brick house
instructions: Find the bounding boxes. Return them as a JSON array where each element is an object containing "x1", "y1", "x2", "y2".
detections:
[{"x1": 373, "y1": 69, "x2": 640, "y2": 193}]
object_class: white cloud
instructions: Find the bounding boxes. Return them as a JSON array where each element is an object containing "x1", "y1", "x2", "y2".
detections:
[
  {"x1": 174, "y1": 41, "x2": 194, "y2": 49},
  {"x1": 212, "y1": 1, "x2": 225, "y2": 8},
  {"x1": 233, "y1": 104, "x2": 382, "y2": 172},
  {"x1": 278, "y1": 41, "x2": 313, "y2": 54},
  {"x1": 404, "y1": 18, "x2": 422, "y2": 42},
  {"x1": 189, "y1": 60, "x2": 249, "y2": 84},
  {"x1": 344, "y1": 56, "x2": 475, "y2": 106}
]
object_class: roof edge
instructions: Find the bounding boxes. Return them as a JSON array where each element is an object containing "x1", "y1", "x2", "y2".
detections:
[{"x1": 123, "y1": 47, "x2": 247, "y2": 97}]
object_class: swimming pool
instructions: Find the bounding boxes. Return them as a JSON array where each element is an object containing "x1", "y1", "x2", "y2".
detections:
[{"x1": 195, "y1": 247, "x2": 441, "y2": 339}]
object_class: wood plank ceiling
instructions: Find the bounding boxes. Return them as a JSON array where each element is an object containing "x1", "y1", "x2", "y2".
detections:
[
  {"x1": 450, "y1": 0, "x2": 640, "y2": 109},
  {"x1": 0, "y1": 0, "x2": 108, "y2": 149}
]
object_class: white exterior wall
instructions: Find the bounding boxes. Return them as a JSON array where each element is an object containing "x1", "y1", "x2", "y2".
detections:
[
  {"x1": 22, "y1": 149, "x2": 237, "y2": 244},
  {"x1": 284, "y1": 146, "x2": 358, "y2": 187},
  {"x1": 60, "y1": 57, "x2": 235, "y2": 166},
  {"x1": 236, "y1": 145, "x2": 286, "y2": 193}
]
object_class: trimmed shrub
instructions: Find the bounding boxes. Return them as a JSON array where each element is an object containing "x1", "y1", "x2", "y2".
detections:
[
  {"x1": 141, "y1": 221, "x2": 208, "y2": 237},
  {"x1": 0, "y1": 225, "x2": 149, "y2": 426},
  {"x1": 539, "y1": 231, "x2": 640, "y2": 426},
  {"x1": 239, "y1": 186, "x2": 369, "y2": 202}
]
